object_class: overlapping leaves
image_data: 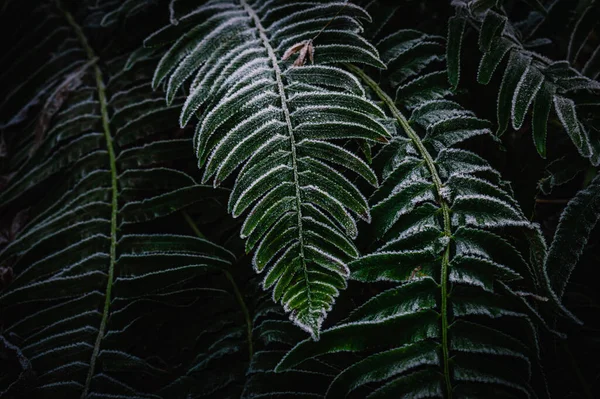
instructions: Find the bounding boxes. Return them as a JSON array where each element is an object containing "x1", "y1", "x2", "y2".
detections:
[
  {"x1": 144, "y1": 0, "x2": 390, "y2": 338},
  {"x1": 0, "y1": 2, "x2": 238, "y2": 397},
  {"x1": 449, "y1": 1, "x2": 600, "y2": 164},
  {"x1": 276, "y1": 28, "x2": 556, "y2": 398}
]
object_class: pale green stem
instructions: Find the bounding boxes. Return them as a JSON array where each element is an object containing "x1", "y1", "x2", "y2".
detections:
[
  {"x1": 182, "y1": 211, "x2": 253, "y2": 360},
  {"x1": 347, "y1": 64, "x2": 454, "y2": 398},
  {"x1": 57, "y1": 2, "x2": 118, "y2": 397}
]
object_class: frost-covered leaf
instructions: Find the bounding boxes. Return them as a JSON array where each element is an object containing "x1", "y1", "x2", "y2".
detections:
[
  {"x1": 0, "y1": 3, "x2": 239, "y2": 398},
  {"x1": 546, "y1": 174, "x2": 600, "y2": 299},
  {"x1": 147, "y1": 0, "x2": 389, "y2": 339},
  {"x1": 450, "y1": 4, "x2": 600, "y2": 165}
]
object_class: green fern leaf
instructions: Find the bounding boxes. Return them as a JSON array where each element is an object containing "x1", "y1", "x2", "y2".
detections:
[
  {"x1": 146, "y1": 0, "x2": 390, "y2": 338},
  {"x1": 545, "y1": 174, "x2": 600, "y2": 299},
  {"x1": 450, "y1": 5, "x2": 600, "y2": 164},
  {"x1": 0, "y1": 3, "x2": 238, "y2": 397}
]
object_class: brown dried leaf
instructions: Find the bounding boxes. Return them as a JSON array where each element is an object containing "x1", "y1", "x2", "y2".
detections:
[
  {"x1": 282, "y1": 41, "x2": 308, "y2": 61},
  {"x1": 283, "y1": 40, "x2": 315, "y2": 67}
]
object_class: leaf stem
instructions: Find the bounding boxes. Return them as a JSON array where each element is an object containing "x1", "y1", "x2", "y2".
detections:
[
  {"x1": 347, "y1": 64, "x2": 454, "y2": 398},
  {"x1": 182, "y1": 211, "x2": 253, "y2": 361},
  {"x1": 182, "y1": 210, "x2": 206, "y2": 238},
  {"x1": 241, "y1": 0, "x2": 317, "y2": 336},
  {"x1": 535, "y1": 198, "x2": 570, "y2": 204},
  {"x1": 311, "y1": 1, "x2": 349, "y2": 42},
  {"x1": 57, "y1": 2, "x2": 118, "y2": 397}
]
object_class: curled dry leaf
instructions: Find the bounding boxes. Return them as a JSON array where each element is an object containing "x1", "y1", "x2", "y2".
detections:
[{"x1": 281, "y1": 39, "x2": 314, "y2": 66}]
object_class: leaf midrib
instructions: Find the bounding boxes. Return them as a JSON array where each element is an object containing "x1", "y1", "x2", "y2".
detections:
[
  {"x1": 347, "y1": 64, "x2": 454, "y2": 398},
  {"x1": 57, "y1": 2, "x2": 119, "y2": 397},
  {"x1": 240, "y1": 0, "x2": 315, "y2": 332}
]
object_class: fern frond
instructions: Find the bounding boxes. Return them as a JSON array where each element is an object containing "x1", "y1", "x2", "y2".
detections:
[
  {"x1": 449, "y1": 1, "x2": 600, "y2": 164},
  {"x1": 242, "y1": 292, "x2": 338, "y2": 399},
  {"x1": 276, "y1": 29, "x2": 559, "y2": 398},
  {"x1": 0, "y1": 2, "x2": 237, "y2": 397},
  {"x1": 545, "y1": 174, "x2": 600, "y2": 299},
  {"x1": 145, "y1": 0, "x2": 390, "y2": 338}
]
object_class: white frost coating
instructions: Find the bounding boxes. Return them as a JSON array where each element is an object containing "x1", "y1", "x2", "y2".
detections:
[
  {"x1": 0, "y1": 270, "x2": 108, "y2": 304},
  {"x1": 231, "y1": 164, "x2": 293, "y2": 216},
  {"x1": 289, "y1": 91, "x2": 385, "y2": 119},
  {"x1": 162, "y1": 14, "x2": 248, "y2": 91},
  {"x1": 262, "y1": 242, "x2": 300, "y2": 289},
  {"x1": 511, "y1": 64, "x2": 544, "y2": 130},
  {"x1": 381, "y1": 156, "x2": 423, "y2": 183},
  {"x1": 196, "y1": 93, "x2": 280, "y2": 158},
  {"x1": 218, "y1": 56, "x2": 271, "y2": 92},
  {"x1": 10, "y1": 202, "x2": 109, "y2": 246},
  {"x1": 204, "y1": 109, "x2": 282, "y2": 178},
  {"x1": 53, "y1": 253, "x2": 110, "y2": 278},
  {"x1": 29, "y1": 342, "x2": 94, "y2": 362},
  {"x1": 285, "y1": 65, "x2": 366, "y2": 96},
  {"x1": 58, "y1": 99, "x2": 100, "y2": 117},
  {"x1": 436, "y1": 148, "x2": 499, "y2": 179},
  {"x1": 300, "y1": 156, "x2": 371, "y2": 222},
  {"x1": 290, "y1": 309, "x2": 326, "y2": 340},
  {"x1": 23, "y1": 326, "x2": 97, "y2": 352},
  {"x1": 439, "y1": 185, "x2": 452, "y2": 202},
  {"x1": 448, "y1": 173, "x2": 517, "y2": 204},
  {"x1": 302, "y1": 216, "x2": 358, "y2": 257},
  {"x1": 377, "y1": 226, "x2": 441, "y2": 253},
  {"x1": 282, "y1": 289, "x2": 307, "y2": 312},
  {"x1": 272, "y1": 15, "x2": 362, "y2": 41},
  {"x1": 294, "y1": 120, "x2": 387, "y2": 142},
  {"x1": 196, "y1": 77, "x2": 275, "y2": 132},
  {"x1": 295, "y1": 112, "x2": 387, "y2": 142},
  {"x1": 242, "y1": 197, "x2": 296, "y2": 240},
  {"x1": 198, "y1": 43, "x2": 263, "y2": 94},
  {"x1": 301, "y1": 184, "x2": 358, "y2": 238},
  {"x1": 190, "y1": 33, "x2": 258, "y2": 89},
  {"x1": 277, "y1": 27, "x2": 364, "y2": 55},
  {"x1": 268, "y1": 2, "x2": 365, "y2": 31},
  {"x1": 252, "y1": 225, "x2": 297, "y2": 273},
  {"x1": 111, "y1": 98, "x2": 164, "y2": 121},
  {"x1": 297, "y1": 139, "x2": 374, "y2": 179},
  {"x1": 305, "y1": 244, "x2": 350, "y2": 277},
  {"x1": 452, "y1": 193, "x2": 528, "y2": 228},
  {"x1": 553, "y1": 95, "x2": 593, "y2": 157},
  {"x1": 234, "y1": 137, "x2": 289, "y2": 186}
]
